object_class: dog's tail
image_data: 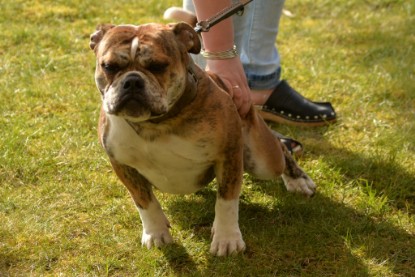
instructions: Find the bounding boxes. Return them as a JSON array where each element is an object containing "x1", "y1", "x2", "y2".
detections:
[{"x1": 164, "y1": 7, "x2": 197, "y2": 27}]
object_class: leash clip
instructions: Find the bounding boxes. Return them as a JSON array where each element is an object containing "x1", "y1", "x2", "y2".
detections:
[{"x1": 194, "y1": 0, "x2": 253, "y2": 34}]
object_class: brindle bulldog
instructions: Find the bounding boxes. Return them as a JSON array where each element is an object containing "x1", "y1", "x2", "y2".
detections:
[{"x1": 89, "y1": 22, "x2": 316, "y2": 256}]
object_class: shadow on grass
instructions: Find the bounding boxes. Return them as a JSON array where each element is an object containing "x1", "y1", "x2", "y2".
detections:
[
  {"x1": 160, "y1": 242, "x2": 201, "y2": 276},
  {"x1": 309, "y1": 139, "x2": 415, "y2": 214},
  {"x1": 164, "y1": 181, "x2": 414, "y2": 275}
]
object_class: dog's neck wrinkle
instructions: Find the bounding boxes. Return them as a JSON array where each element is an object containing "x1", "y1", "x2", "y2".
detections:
[
  {"x1": 123, "y1": 60, "x2": 200, "y2": 141},
  {"x1": 146, "y1": 66, "x2": 199, "y2": 124}
]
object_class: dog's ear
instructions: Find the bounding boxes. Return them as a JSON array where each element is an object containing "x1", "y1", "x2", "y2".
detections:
[
  {"x1": 89, "y1": 24, "x2": 115, "y2": 51},
  {"x1": 170, "y1": 22, "x2": 201, "y2": 54}
]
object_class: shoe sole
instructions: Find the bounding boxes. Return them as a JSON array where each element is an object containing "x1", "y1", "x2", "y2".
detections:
[{"x1": 258, "y1": 109, "x2": 337, "y2": 127}]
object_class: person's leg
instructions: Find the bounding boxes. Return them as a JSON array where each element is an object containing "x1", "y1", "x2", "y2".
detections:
[
  {"x1": 184, "y1": 0, "x2": 283, "y2": 93},
  {"x1": 183, "y1": 0, "x2": 195, "y2": 14},
  {"x1": 233, "y1": 0, "x2": 284, "y2": 89},
  {"x1": 182, "y1": 0, "x2": 336, "y2": 126},
  {"x1": 232, "y1": 0, "x2": 285, "y2": 105},
  {"x1": 233, "y1": 0, "x2": 336, "y2": 126}
]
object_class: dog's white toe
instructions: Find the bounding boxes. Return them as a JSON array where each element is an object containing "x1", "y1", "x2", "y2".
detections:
[
  {"x1": 141, "y1": 229, "x2": 173, "y2": 249},
  {"x1": 210, "y1": 231, "x2": 246, "y2": 256},
  {"x1": 210, "y1": 198, "x2": 246, "y2": 256},
  {"x1": 282, "y1": 173, "x2": 317, "y2": 197},
  {"x1": 138, "y1": 199, "x2": 173, "y2": 249}
]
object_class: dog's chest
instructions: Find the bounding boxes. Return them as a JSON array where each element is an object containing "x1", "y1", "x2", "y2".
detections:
[{"x1": 105, "y1": 117, "x2": 216, "y2": 194}]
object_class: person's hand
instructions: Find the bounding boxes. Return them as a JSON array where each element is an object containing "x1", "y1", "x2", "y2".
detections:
[{"x1": 206, "y1": 58, "x2": 251, "y2": 118}]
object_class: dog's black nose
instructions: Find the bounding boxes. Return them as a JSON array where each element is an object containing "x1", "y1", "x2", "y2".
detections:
[{"x1": 121, "y1": 74, "x2": 145, "y2": 94}]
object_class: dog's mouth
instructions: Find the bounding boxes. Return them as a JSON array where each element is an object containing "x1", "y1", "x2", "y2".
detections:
[
  {"x1": 106, "y1": 93, "x2": 167, "y2": 120},
  {"x1": 116, "y1": 94, "x2": 142, "y2": 111}
]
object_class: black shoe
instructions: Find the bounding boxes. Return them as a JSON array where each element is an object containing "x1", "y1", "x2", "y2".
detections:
[{"x1": 258, "y1": 80, "x2": 336, "y2": 126}]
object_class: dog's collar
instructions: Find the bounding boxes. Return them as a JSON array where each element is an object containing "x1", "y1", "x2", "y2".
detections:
[{"x1": 148, "y1": 66, "x2": 198, "y2": 124}]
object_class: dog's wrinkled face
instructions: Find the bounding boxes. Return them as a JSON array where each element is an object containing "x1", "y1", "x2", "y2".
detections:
[{"x1": 90, "y1": 23, "x2": 201, "y2": 122}]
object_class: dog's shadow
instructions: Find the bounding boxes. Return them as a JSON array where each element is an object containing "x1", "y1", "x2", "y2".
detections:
[
  {"x1": 158, "y1": 125, "x2": 415, "y2": 275},
  {"x1": 159, "y1": 242, "x2": 200, "y2": 276},
  {"x1": 275, "y1": 123, "x2": 415, "y2": 213},
  {"x1": 305, "y1": 135, "x2": 415, "y2": 213},
  {"x1": 162, "y1": 174, "x2": 414, "y2": 275}
]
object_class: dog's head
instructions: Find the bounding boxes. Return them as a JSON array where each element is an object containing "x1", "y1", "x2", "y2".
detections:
[{"x1": 90, "y1": 23, "x2": 201, "y2": 122}]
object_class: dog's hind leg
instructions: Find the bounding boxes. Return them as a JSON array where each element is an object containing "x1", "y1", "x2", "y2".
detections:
[
  {"x1": 242, "y1": 107, "x2": 316, "y2": 196},
  {"x1": 242, "y1": 107, "x2": 286, "y2": 179},
  {"x1": 280, "y1": 145, "x2": 316, "y2": 197},
  {"x1": 109, "y1": 159, "x2": 173, "y2": 248}
]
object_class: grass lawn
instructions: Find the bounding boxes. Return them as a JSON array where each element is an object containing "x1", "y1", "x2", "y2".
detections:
[{"x1": 1, "y1": 0, "x2": 414, "y2": 276}]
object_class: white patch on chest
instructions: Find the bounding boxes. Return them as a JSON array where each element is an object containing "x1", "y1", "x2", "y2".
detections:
[{"x1": 105, "y1": 116, "x2": 216, "y2": 194}]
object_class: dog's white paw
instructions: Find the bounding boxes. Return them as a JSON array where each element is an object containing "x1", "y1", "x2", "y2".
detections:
[
  {"x1": 138, "y1": 199, "x2": 173, "y2": 249},
  {"x1": 282, "y1": 173, "x2": 316, "y2": 197},
  {"x1": 141, "y1": 228, "x2": 173, "y2": 249},
  {"x1": 210, "y1": 198, "x2": 246, "y2": 256},
  {"x1": 210, "y1": 228, "x2": 246, "y2": 256}
]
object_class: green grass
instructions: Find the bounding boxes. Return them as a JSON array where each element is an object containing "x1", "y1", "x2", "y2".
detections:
[{"x1": 1, "y1": 0, "x2": 414, "y2": 276}]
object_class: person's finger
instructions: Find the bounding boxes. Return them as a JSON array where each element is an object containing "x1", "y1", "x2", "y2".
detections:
[
  {"x1": 231, "y1": 84, "x2": 251, "y2": 117},
  {"x1": 236, "y1": 96, "x2": 251, "y2": 118},
  {"x1": 222, "y1": 79, "x2": 234, "y2": 99},
  {"x1": 231, "y1": 84, "x2": 242, "y2": 106}
]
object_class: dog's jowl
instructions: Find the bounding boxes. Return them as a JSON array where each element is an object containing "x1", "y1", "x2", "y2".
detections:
[{"x1": 90, "y1": 22, "x2": 316, "y2": 256}]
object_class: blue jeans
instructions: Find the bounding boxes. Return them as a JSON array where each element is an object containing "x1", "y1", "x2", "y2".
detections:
[{"x1": 183, "y1": 0, "x2": 285, "y2": 90}]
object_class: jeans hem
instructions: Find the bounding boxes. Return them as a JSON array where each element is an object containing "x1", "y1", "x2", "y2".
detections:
[{"x1": 246, "y1": 68, "x2": 281, "y2": 90}]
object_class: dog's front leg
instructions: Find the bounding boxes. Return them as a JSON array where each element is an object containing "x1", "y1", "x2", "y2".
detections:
[
  {"x1": 138, "y1": 193, "x2": 173, "y2": 248},
  {"x1": 109, "y1": 159, "x2": 173, "y2": 248},
  {"x1": 210, "y1": 154, "x2": 246, "y2": 256},
  {"x1": 211, "y1": 197, "x2": 245, "y2": 256}
]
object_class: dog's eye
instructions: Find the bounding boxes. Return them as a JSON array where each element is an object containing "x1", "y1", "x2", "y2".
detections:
[
  {"x1": 101, "y1": 63, "x2": 120, "y2": 74},
  {"x1": 147, "y1": 61, "x2": 169, "y2": 73}
]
